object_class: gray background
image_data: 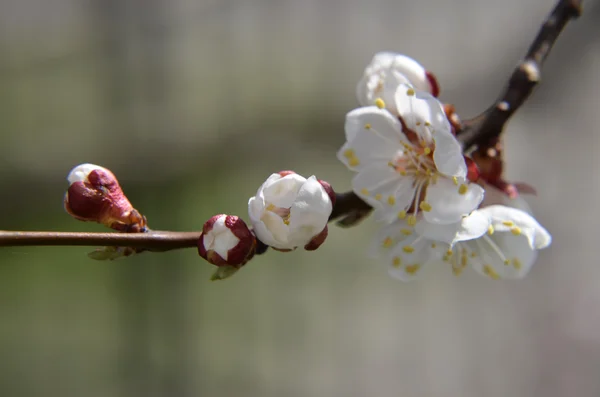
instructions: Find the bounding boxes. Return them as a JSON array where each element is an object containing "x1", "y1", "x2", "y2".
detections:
[{"x1": 1, "y1": 0, "x2": 599, "y2": 396}]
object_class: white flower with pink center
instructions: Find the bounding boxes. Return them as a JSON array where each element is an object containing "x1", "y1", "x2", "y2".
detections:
[{"x1": 338, "y1": 83, "x2": 484, "y2": 226}]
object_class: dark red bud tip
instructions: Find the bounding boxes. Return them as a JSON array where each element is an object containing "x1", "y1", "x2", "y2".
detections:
[
  {"x1": 87, "y1": 169, "x2": 121, "y2": 194},
  {"x1": 464, "y1": 157, "x2": 480, "y2": 183},
  {"x1": 198, "y1": 214, "x2": 256, "y2": 268},
  {"x1": 304, "y1": 226, "x2": 328, "y2": 251},
  {"x1": 425, "y1": 70, "x2": 440, "y2": 98},
  {"x1": 318, "y1": 180, "x2": 336, "y2": 206},
  {"x1": 64, "y1": 182, "x2": 113, "y2": 222},
  {"x1": 277, "y1": 170, "x2": 296, "y2": 177}
]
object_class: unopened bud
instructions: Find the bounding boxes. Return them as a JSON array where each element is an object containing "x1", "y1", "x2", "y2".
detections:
[
  {"x1": 248, "y1": 172, "x2": 333, "y2": 250},
  {"x1": 198, "y1": 214, "x2": 256, "y2": 268},
  {"x1": 64, "y1": 163, "x2": 147, "y2": 232}
]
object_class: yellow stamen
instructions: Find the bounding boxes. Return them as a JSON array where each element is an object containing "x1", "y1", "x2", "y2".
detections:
[
  {"x1": 398, "y1": 211, "x2": 407, "y2": 220},
  {"x1": 405, "y1": 264, "x2": 420, "y2": 274},
  {"x1": 360, "y1": 188, "x2": 369, "y2": 196},
  {"x1": 513, "y1": 258, "x2": 522, "y2": 270},
  {"x1": 374, "y1": 193, "x2": 382, "y2": 201},
  {"x1": 364, "y1": 123, "x2": 372, "y2": 130},
  {"x1": 452, "y1": 176, "x2": 459, "y2": 186},
  {"x1": 487, "y1": 225, "x2": 494, "y2": 235},
  {"x1": 392, "y1": 257, "x2": 401, "y2": 268},
  {"x1": 406, "y1": 88, "x2": 415, "y2": 96},
  {"x1": 402, "y1": 246, "x2": 415, "y2": 254},
  {"x1": 343, "y1": 149, "x2": 355, "y2": 158},
  {"x1": 502, "y1": 220, "x2": 514, "y2": 227},
  {"x1": 387, "y1": 196, "x2": 396, "y2": 205},
  {"x1": 400, "y1": 229, "x2": 412, "y2": 236},
  {"x1": 375, "y1": 98, "x2": 385, "y2": 109},
  {"x1": 419, "y1": 202, "x2": 432, "y2": 212},
  {"x1": 511, "y1": 227, "x2": 522, "y2": 236},
  {"x1": 423, "y1": 147, "x2": 431, "y2": 155},
  {"x1": 382, "y1": 237, "x2": 393, "y2": 248},
  {"x1": 483, "y1": 265, "x2": 500, "y2": 280},
  {"x1": 407, "y1": 215, "x2": 417, "y2": 226},
  {"x1": 458, "y1": 184, "x2": 468, "y2": 195}
]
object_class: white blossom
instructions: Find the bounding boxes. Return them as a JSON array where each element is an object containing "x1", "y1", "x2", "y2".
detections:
[
  {"x1": 373, "y1": 206, "x2": 551, "y2": 281},
  {"x1": 248, "y1": 172, "x2": 333, "y2": 250},
  {"x1": 338, "y1": 83, "x2": 484, "y2": 226},
  {"x1": 356, "y1": 52, "x2": 439, "y2": 113}
]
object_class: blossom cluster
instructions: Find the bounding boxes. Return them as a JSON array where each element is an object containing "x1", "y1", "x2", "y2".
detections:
[
  {"x1": 337, "y1": 52, "x2": 551, "y2": 281},
  {"x1": 62, "y1": 52, "x2": 552, "y2": 282}
]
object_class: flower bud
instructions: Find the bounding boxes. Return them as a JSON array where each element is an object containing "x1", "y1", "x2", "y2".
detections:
[
  {"x1": 356, "y1": 52, "x2": 440, "y2": 113},
  {"x1": 248, "y1": 171, "x2": 333, "y2": 251},
  {"x1": 198, "y1": 214, "x2": 256, "y2": 268},
  {"x1": 64, "y1": 163, "x2": 147, "y2": 232}
]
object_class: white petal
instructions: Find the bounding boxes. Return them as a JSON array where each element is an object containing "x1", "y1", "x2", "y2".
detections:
[
  {"x1": 287, "y1": 177, "x2": 331, "y2": 244},
  {"x1": 337, "y1": 126, "x2": 401, "y2": 172},
  {"x1": 357, "y1": 53, "x2": 433, "y2": 108},
  {"x1": 423, "y1": 178, "x2": 484, "y2": 225},
  {"x1": 369, "y1": 221, "x2": 415, "y2": 258},
  {"x1": 432, "y1": 131, "x2": 467, "y2": 178},
  {"x1": 415, "y1": 211, "x2": 489, "y2": 246},
  {"x1": 251, "y1": 219, "x2": 279, "y2": 248},
  {"x1": 352, "y1": 162, "x2": 413, "y2": 217},
  {"x1": 262, "y1": 173, "x2": 306, "y2": 209},
  {"x1": 467, "y1": 233, "x2": 538, "y2": 280},
  {"x1": 344, "y1": 107, "x2": 406, "y2": 143},
  {"x1": 386, "y1": 235, "x2": 437, "y2": 281},
  {"x1": 248, "y1": 196, "x2": 265, "y2": 223},
  {"x1": 479, "y1": 205, "x2": 552, "y2": 250},
  {"x1": 67, "y1": 163, "x2": 109, "y2": 184},
  {"x1": 207, "y1": 216, "x2": 240, "y2": 260},
  {"x1": 394, "y1": 84, "x2": 450, "y2": 138},
  {"x1": 259, "y1": 211, "x2": 290, "y2": 249}
]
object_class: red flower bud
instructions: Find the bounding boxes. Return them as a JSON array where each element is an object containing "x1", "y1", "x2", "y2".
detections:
[
  {"x1": 198, "y1": 215, "x2": 256, "y2": 268},
  {"x1": 64, "y1": 164, "x2": 147, "y2": 232}
]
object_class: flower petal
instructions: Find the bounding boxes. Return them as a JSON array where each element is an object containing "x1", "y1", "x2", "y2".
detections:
[
  {"x1": 351, "y1": 162, "x2": 414, "y2": 218},
  {"x1": 344, "y1": 106, "x2": 407, "y2": 144},
  {"x1": 424, "y1": 178, "x2": 484, "y2": 225},
  {"x1": 357, "y1": 52, "x2": 433, "y2": 108},
  {"x1": 467, "y1": 232, "x2": 539, "y2": 280},
  {"x1": 262, "y1": 173, "x2": 306, "y2": 209},
  {"x1": 387, "y1": 235, "x2": 438, "y2": 281},
  {"x1": 394, "y1": 84, "x2": 451, "y2": 139},
  {"x1": 432, "y1": 131, "x2": 467, "y2": 178},
  {"x1": 337, "y1": 123, "x2": 401, "y2": 172},
  {"x1": 369, "y1": 220, "x2": 416, "y2": 258},
  {"x1": 415, "y1": 210, "x2": 490, "y2": 246},
  {"x1": 478, "y1": 205, "x2": 552, "y2": 250},
  {"x1": 259, "y1": 211, "x2": 289, "y2": 249},
  {"x1": 248, "y1": 196, "x2": 265, "y2": 222}
]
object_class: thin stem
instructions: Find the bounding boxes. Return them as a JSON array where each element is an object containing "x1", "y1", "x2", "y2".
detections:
[
  {"x1": 0, "y1": 230, "x2": 200, "y2": 251},
  {"x1": 458, "y1": 0, "x2": 582, "y2": 150}
]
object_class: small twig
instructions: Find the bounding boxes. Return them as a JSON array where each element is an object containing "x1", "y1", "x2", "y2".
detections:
[
  {"x1": 0, "y1": 191, "x2": 372, "y2": 251},
  {"x1": 458, "y1": 0, "x2": 582, "y2": 150},
  {"x1": 0, "y1": 230, "x2": 200, "y2": 251}
]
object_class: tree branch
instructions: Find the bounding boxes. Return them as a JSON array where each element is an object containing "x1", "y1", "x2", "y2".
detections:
[
  {"x1": 0, "y1": 0, "x2": 584, "y2": 255},
  {"x1": 0, "y1": 230, "x2": 200, "y2": 251},
  {"x1": 458, "y1": 0, "x2": 582, "y2": 150}
]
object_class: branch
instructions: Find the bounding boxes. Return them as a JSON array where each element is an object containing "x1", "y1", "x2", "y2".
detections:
[
  {"x1": 0, "y1": 191, "x2": 372, "y2": 252},
  {"x1": 0, "y1": 230, "x2": 200, "y2": 251},
  {"x1": 458, "y1": 0, "x2": 582, "y2": 150}
]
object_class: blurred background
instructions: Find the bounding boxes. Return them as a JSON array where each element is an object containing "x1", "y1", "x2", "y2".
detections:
[{"x1": 1, "y1": 0, "x2": 599, "y2": 396}]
